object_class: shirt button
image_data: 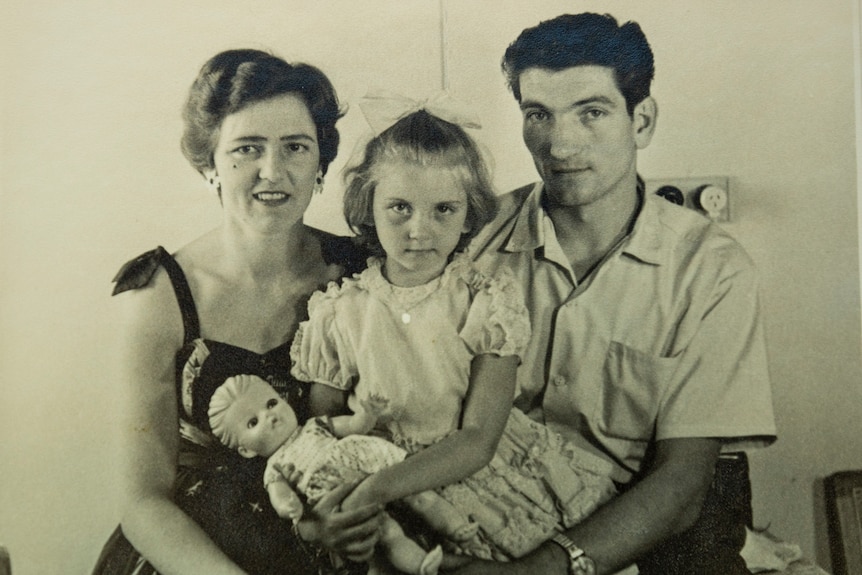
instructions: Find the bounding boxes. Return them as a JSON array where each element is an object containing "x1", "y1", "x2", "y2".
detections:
[{"x1": 553, "y1": 375, "x2": 566, "y2": 386}]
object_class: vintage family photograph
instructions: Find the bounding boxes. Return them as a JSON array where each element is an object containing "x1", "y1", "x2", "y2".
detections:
[{"x1": 1, "y1": 1, "x2": 860, "y2": 574}]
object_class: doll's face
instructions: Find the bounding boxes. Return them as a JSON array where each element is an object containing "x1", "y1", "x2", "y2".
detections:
[{"x1": 222, "y1": 380, "x2": 299, "y2": 458}]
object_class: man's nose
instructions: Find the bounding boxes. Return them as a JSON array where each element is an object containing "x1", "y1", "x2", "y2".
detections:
[{"x1": 548, "y1": 118, "x2": 584, "y2": 160}]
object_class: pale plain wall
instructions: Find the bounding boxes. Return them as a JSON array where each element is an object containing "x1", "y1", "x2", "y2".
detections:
[{"x1": 1, "y1": 1, "x2": 860, "y2": 573}]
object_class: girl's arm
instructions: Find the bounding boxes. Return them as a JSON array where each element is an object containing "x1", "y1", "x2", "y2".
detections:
[
  {"x1": 342, "y1": 353, "x2": 517, "y2": 510},
  {"x1": 116, "y1": 269, "x2": 247, "y2": 575}
]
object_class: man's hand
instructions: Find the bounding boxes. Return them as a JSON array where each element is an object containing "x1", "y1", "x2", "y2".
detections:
[{"x1": 442, "y1": 543, "x2": 566, "y2": 575}]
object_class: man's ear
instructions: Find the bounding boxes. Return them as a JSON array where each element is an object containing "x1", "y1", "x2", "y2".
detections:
[
  {"x1": 633, "y1": 96, "x2": 658, "y2": 150},
  {"x1": 237, "y1": 445, "x2": 257, "y2": 459}
]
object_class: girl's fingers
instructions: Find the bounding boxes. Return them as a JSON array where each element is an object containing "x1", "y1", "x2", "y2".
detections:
[{"x1": 313, "y1": 480, "x2": 357, "y2": 514}]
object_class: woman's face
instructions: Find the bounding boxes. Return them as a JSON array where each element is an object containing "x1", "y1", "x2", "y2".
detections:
[{"x1": 212, "y1": 93, "x2": 320, "y2": 234}]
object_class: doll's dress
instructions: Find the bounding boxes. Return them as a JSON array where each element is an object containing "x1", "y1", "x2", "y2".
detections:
[
  {"x1": 291, "y1": 254, "x2": 617, "y2": 560},
  {"x1": 265, "y1": 417, "x2": 411, "y2": 506},
  {"x1": 92, "y1": 240, "x2": 367, "y2": 575}
]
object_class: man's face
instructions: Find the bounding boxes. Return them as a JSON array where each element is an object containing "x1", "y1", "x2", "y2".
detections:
[{"x1": 519, "y1": 65, "x2": 651, "y2": 209}]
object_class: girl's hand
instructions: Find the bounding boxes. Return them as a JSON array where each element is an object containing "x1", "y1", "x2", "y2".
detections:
[
  {"x1": 297, "y1": 481, "x2": 384, "y2": 563},
  {"x1": 340, "y1": 476, "x2": 380, "y2": 511}
]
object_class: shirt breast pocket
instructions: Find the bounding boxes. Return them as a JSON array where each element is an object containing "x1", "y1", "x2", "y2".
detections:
[{"x1": 595, "y1": 341, "x2": 679, "y2": 441}]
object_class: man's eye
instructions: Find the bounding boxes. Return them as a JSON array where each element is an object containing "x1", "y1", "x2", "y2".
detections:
[
  {"x1": 247, "y1": 417, "x2": 258, "y2": 429},
  {"x1": 583, "y1": 109, "x2": 606, "y2": 120},
  {"x1": 525, "y1": 110, "x2": 548, "y2": 122}
]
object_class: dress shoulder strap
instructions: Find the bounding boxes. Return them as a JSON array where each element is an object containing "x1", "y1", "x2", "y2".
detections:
[{"x1": 111, "y1": 246, "x2": 201, "y2": 344}]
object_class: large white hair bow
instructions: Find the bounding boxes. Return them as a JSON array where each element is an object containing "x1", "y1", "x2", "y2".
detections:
[{"x1": 358, "y1": 90, "x2": 482, "y2": 136}]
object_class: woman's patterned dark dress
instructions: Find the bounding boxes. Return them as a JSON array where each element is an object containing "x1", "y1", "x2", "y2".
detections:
[{"x1": 92, "y1": 235, "x2": 367, "y2": 575}]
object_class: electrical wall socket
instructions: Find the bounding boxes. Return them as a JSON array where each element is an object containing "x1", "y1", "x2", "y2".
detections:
[{"x1": 643, "y1": 176, "x2": 731, "y2": 222}]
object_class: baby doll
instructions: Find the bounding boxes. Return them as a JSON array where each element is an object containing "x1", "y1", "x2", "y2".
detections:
[{"x1": 207, "y1": 374, "x2": 479, "y2": 575}]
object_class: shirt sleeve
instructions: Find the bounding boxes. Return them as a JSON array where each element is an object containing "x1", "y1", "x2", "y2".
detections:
[
  {"x1": 290, "y1": 284, "x2": 357, "y2": 391},
  {"x1": 459, "y1": 266, "x2": 532, "y2": 359},
  {"x1": 657, "y1": 244, "x2": 776, "y2": 449}
]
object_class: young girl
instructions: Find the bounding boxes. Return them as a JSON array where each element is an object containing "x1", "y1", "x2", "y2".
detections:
[{"x1": 290, "y1": 100, "x2": 616, "y2": 561}]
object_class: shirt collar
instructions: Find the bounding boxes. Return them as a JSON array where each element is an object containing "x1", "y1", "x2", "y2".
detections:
[{"x1": 502, "y1": 180, "x2": 667, "y2": 266}]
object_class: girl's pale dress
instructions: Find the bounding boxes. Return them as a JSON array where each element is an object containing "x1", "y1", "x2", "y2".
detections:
[{"x1": 291, "y1": 255, "x2": 616, "y2": 559}]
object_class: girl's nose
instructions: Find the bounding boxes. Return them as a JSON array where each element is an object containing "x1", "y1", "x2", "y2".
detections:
[{"x1": 407, "y1": 213, "x2": 430, "y2": 239}]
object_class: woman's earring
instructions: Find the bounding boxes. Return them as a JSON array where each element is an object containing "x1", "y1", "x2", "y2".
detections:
[
  {"x1": 205, "y1": 172, "x2": 221, "y2": 194},
  {"x1": 313, "y1": 174, "x2": 324, "y2": 195}
]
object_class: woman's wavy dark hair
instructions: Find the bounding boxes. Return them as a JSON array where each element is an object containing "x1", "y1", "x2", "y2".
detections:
[
  {"x1": 343, "y1": 110, "x2": 498, "y2": 256},
  {"x1": 181, "y1": 49, "x2": 345, "y2": 175}
]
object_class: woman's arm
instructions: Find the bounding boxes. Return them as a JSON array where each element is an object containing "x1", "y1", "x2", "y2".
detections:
[
  {"x1": 342, "y1": 354, "x2": 518, "y2": 509},
  {"x1": 116, "y1": 269, "x2": 247, "y2": 575}
]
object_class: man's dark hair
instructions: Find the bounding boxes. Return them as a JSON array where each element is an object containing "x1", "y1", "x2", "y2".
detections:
[{"x1": 502, "y1": 13, "x2": 655, "y2": 115}]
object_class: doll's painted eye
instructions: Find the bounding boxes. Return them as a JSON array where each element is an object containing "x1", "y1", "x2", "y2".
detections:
[
  {"x1": 247, "y1": 417, "x2": 258, "y2": 429},
  {"x1": 266, "y1": 398, "x2": 278, "y2": 409}
]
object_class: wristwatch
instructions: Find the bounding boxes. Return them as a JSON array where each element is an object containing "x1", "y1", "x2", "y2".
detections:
[{"x1": 550, "y1": 532, "x2": 597, "y2": 575}]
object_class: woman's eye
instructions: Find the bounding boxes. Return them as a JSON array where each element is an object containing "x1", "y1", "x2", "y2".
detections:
[
  {"x1": 247, "y1": 417, "x2": 258, "y2": 429},
  {"x1": 235, "y1": 145, "x2": 259, "y2": 155},
  {"x1": 286, "y1": 142, "x2": 308, "y2": 153},
  {"x1": 391, "y1": 203, "x2": 410, "y2": 214},
  {"x1": 436, "y1": 204, "x2": 456, "y2": 215}
]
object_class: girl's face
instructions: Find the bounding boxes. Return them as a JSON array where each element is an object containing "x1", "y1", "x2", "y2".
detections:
[
  {"x1": 372, "y1": 162, "x2": 470, "y2": 287},
  {"x1": 222, "y1": 380, "x2": 299, "y2": 459},
  {"x1": 212, "y1": 94, "x2": 320, "y2": 234}
]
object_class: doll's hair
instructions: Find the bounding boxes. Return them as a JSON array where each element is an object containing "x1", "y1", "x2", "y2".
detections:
[
  {"x1": 343, "y1": 110, "x2": 498, "y2": 256},
  {"x1": 207, "y1": 374, "x2": 266, "y2": 450}
]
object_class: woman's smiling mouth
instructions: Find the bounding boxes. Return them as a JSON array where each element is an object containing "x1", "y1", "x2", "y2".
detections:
[{"x1": 253, "y1": 191, "x2": 290, "y2": 202}]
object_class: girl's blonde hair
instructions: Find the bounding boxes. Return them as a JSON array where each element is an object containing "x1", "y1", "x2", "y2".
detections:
[{"x1": 343, "y1": 110, "x2": 498, "y2": 256}]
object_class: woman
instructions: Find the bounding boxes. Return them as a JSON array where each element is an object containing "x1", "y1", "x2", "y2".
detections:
[{"x1": 92, "y1": 49, "x2": 381, "y2": 575}]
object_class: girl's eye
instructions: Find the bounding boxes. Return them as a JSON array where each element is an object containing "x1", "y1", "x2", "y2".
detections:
[
  {"x1": 266, "y1": 398, "x2": 278, "y2": 409},
  {"x1": 436, "y1": 204, "x2": 455, "y2": 214},
  {"x1": 247, "y1": 417, "x2": 258, "y2": 429},
  {"x1": 391, "y1": 203, "x2": 411, "y2": 214}
]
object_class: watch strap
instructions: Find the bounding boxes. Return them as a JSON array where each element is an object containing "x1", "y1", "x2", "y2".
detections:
[{"x1": 550, "y1": 532, "x2": 596, "y2": 575}]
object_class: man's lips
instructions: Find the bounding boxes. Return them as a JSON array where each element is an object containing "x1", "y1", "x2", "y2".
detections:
[{"x1": 549, "y1": 166, "x2": 590, "y2": 175}]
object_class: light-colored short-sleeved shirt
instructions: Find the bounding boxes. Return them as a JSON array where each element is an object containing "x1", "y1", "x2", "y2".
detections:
[{"x1": 471, "y1": 183, "x2": 776, "y2": 483}]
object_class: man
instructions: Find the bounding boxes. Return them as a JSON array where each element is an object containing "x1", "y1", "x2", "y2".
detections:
[{"x1": 460, "y1": 13, "x2": 776, "y2": 575}]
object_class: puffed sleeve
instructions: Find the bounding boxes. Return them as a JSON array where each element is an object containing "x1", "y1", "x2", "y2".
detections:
[
  {"x1": 290, "y1": 283, "x2": 358, "y2": 391},
  {"x1": 459, "y1": 266, "x2": 531, "y2": 359}
]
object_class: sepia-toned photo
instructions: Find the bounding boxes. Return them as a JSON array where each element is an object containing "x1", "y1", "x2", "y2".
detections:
[{"x1": 1, "y1": 1, "x2": 860, "y2": 574}]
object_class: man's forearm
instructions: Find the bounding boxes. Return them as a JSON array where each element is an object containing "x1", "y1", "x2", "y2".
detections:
[{"x1": 562, "y1": 438, "x2": 721, "y2": 574}]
